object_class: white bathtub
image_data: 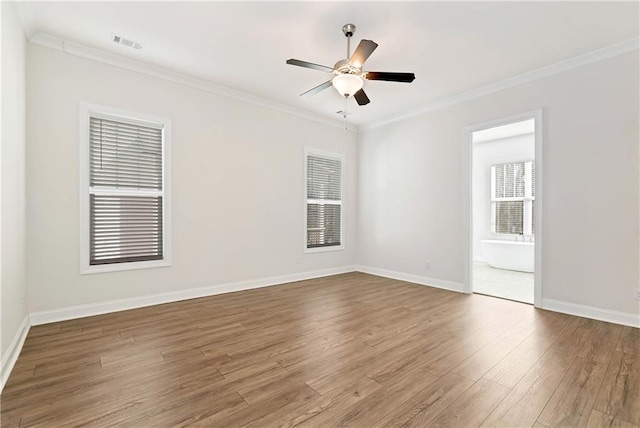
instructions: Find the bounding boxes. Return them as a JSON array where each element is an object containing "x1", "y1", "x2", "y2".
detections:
[{"x1": 480, "y1": 240, "x2": 534, "y2": 273}]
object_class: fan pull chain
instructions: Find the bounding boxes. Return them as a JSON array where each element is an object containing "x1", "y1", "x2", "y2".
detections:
[{"x1": 344, "y1": 96, "x2": 348, "y2": 130}]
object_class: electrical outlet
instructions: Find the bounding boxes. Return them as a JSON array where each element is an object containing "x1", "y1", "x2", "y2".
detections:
[{"x1": 424, "y1": 260, "x2": 431, "y2": 270}]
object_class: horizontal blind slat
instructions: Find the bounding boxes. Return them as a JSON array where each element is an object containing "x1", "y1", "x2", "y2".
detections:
[
  {"x1": 89, "y1": 145, "x2": 162, "y2": 157},
  {"x1": 90, "y1": 162, "x2": 162, "y2": 173},
  {"x1": 91, "y1": 255, "x2": 163, "y2": 265}
]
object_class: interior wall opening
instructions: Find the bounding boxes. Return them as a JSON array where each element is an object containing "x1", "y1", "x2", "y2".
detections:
[{"x1": 471, "y1": 118, "x2": 536, "y2": 304}]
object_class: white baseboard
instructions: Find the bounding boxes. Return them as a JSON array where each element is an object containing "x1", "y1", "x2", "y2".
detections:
[
  {"x1": 1, "y1": 315, "x2": 31, "y2": 392},
  {"x1": 542, "y1": 298, "x2": 640, "y2": 328},
  {"x1": 356, "y1": 266, "x2": 638, "y2": 328},
  {"x1": 355, "y1": 265, "x2": 465, "y2": 293},
  {"x1": 29, "y1": 266, "x2": 357, "y2": 325}
]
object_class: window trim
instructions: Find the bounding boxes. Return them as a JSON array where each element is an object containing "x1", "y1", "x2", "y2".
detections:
[
  {"x1": 490, "y1": 159, "x2": 535, "y2": 237},
  {"x1": 79, "y1": 102, "x2": 172, "y2": 274},
  {"x1": 303, "y1": 148, "x2": 345, "y2": 253}
]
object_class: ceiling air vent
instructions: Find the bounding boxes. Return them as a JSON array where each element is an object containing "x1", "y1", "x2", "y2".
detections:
[{"x1": 112, "y1": 35, "x2": 143, "y2": 50}]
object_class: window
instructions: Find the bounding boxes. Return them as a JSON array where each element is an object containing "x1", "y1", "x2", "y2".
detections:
[
  {"x1": 305, "y1": 150, "x2": 344, "y2": 251},
  {"x1": 80, "y1": 103, "x2": 171, "y2": 273},
  {"x1": 491, "y1": 161, "x2": 535, "y2": 236}
]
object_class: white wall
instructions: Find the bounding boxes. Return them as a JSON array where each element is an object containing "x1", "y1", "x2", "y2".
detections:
[
  {"x1": 1, "y1": 2, "x2": 28, "y2": 359},
  {"x1": 358, "y1": 51, "x2": 639, "y2": 317},
  {"x1": 26, "y1": 44, "x2": 357, "y2": 314},
  {"x1": 472, "y1": 134, "x2": 534, "y2": 261}
]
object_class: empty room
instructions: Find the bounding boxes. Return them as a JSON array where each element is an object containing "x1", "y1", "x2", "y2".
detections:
[{"x1": 1, "y1": 1, "x2": 639, "y2": 427}]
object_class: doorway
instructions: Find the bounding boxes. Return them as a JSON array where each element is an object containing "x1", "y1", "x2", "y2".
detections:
[{"x1": 464, "y1": 112, "x2": 542, "y2": 306}]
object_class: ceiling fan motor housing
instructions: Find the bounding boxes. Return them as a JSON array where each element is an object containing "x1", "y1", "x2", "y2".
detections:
[{"x1": 334, "y1": 59, "x2": 362, "y2": 75}]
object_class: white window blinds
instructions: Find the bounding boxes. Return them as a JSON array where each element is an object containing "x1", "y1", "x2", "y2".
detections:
[
  {"x1": 306, "y1": 153, "x2": 343, "y2": 249},
  {"x1": 491, "y1": 161, "x2": 535, "y2": 236},
  {"x1": 90, "y1": 118, "x2": 163, "y2": 189},
  {"x1": 89, "y1": 117, "x2": 164, "y2": 265},
  {"x1": 494, "y1": 162, "x2": 525, "y2": 199}
]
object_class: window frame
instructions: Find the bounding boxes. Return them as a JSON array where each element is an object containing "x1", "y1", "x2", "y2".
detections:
[
  {"x1": 303, "y1": 148, "x2": 345, "y2": 253},
  {"x1": 490, "y1": 159, "x2": 535, "y2": 237},
  {"x1": 79, "y1": 102, "x2": 172, "y2": 274}
]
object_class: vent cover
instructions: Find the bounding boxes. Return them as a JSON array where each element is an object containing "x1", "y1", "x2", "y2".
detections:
[{"x1": 113, "y1": 35, "x2": 143, "y2": 50}]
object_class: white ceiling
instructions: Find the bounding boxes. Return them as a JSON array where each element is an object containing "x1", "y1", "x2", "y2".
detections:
[{"x1": 15, "y1": 1, "x2": 639, "y2": 126}]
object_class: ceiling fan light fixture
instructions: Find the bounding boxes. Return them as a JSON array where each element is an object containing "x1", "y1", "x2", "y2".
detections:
[
  {"x1": 332, "y1": 74, "x2": 363, "y2": 97},
  {"x1": 287, "y1": 23, "x2": 415, "y2": 106}
]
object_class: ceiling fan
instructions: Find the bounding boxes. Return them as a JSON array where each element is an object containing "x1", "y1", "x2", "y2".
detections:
[{"x1": 286, "y1": 24, "x2": 416, "y2": 106}]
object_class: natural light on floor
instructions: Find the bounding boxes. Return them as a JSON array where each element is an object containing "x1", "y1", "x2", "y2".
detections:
[{"x1": 473, "y1": 261, "x2": 534, "y2": 304}]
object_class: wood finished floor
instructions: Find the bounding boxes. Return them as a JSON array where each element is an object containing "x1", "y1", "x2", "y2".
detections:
[{"x1": 2, "y1": 272, "x2": 639, "y2": 427}]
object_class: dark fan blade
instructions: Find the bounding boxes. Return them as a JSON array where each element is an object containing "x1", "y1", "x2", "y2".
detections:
[
  {"x1": 349, "y1": 40, "x2": 378, "y2": 68},
  {"x1": 353, "y1": 89, "x2": 370, "y2": 106},
  {"x1": 286, "y1": 59, "x2": 334, "y2": 73},
  {"x1": 365, "y1": 72, "x2": 415, "y2": 83},
  {"x1": 300, "y1": 80, "x2": 333, "y2": 97}
]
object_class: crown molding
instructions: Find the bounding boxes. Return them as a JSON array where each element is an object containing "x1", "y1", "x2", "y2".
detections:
[
  {"x1": 29, "y1": 33, "x2": 359, "y2": 133},
  {"x1": 28, "y1": 33, "x2": 639, "y2": 135},
  {"x1": 360, "y1": 37, "x2": 640, "y2": 132}
]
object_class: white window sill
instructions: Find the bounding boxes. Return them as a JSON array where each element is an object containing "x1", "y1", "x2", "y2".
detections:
[
  {"x1": 490, "y1": 233, "x2": 521, "y2": 238},
  {"x1": 80, "y1": 259, "x2": 171, "y2": 275},
  {"x1": 304, "y1": 245, "x2": 344, "y2": 254},
  {"x1": 489, "y1": 234, "x2": 535, "y2": 243}
]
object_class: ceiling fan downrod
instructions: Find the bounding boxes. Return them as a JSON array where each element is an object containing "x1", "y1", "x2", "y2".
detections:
[{"x1": 342, "y1": 23, "x2": 356, "y2": 59}]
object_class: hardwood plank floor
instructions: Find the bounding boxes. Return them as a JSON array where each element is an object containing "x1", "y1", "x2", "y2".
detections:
[{"x1": 1, "y1": 272, "x2": 639, "y2": 427}]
